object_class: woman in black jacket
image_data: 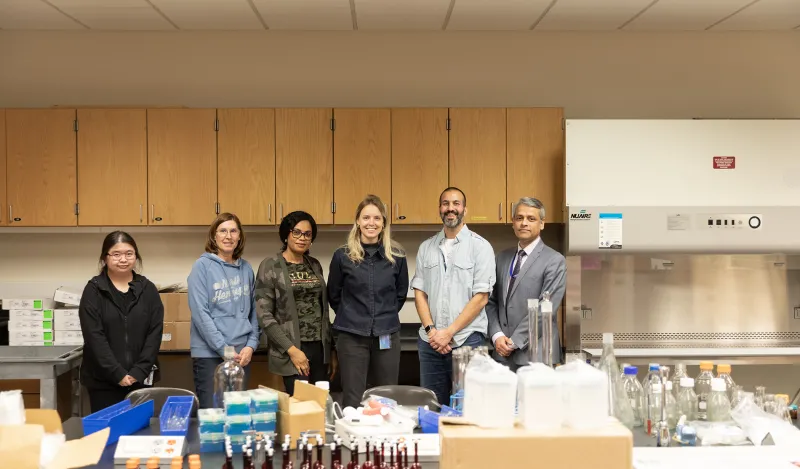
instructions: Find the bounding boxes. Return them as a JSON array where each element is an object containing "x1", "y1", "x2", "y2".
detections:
[{"x1": 79, "y1": 231, "x2": 164, "y2": 413}]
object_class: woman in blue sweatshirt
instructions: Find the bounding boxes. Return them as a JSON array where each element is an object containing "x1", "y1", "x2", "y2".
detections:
[{"x1": 187, "y1": 212, "x2": 260, "y2": 408}]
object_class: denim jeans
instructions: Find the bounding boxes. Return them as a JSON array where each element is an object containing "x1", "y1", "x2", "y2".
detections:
[
  {"x1": 418, "y1": 331, "x2": 486, "y2": 407},
  {"x1": 192, "y1": 357, "x2": 251, "y2": 409}
]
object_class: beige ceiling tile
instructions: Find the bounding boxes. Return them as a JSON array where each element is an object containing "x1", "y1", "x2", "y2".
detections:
[
  {"x1": 48, "y1": 0, "x2": 174, "y2": 30},
  {"x1": 536, "y1": 0, "x2": 653, "y2": 30},
  {"x1": 149, "y1": 0, "x2": 264, "y2": 29},
  {"x1": 0, "y1": 0, "x2": 85, "y2": 29},
  {"x1": 626, "y1": 0, "x2": 755, "y2": 30},
  {"x1": 252, "y1": 0, "x2": 352, "y2": 30},
  {"x1": 713, "y1": 0, "x2": 800, "y2": 30},
  {"x1": 447, "y1": 0, "x2": 554, "y2": 30},
  {"x1": 356, "y1": 0, "x2": 451, "y2": 30}
]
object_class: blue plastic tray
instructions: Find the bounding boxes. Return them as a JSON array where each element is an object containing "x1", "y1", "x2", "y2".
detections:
[
  {"x1": 418, "y1": 405, "x2": 461, "y2": 434},
  {"x1": 82, "y1": 399, "x2": 154, "y2": 445},
  {"x1": 159, "y1": 395, "x2": 194, "y2": 436}
]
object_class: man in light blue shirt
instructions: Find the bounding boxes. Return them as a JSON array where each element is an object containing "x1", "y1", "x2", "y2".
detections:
[{"x1": 411, "y1": 187, "x2": 496, "y2": 405}]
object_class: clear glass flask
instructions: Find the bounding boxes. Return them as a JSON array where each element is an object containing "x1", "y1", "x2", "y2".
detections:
[
  {"x1": 213, "y1": 345, "x2": 245, "y2": 408},
  {"x1": 643, "y1": 363, "x2": 662, "y2": 435},
  {"x1": 621, "y1": 366, "x2": 644, "y2": 427},
  {"x1": 671, "y1": 364, "x2": 688, "y2": 399},
  {"x1": 597, "y1": 333, "x2": 635, "y2": 429}
]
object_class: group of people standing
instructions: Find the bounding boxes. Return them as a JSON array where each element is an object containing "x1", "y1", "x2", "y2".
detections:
[{"x1": 78, "y1": 187, "x2": 566, "y2": 413}]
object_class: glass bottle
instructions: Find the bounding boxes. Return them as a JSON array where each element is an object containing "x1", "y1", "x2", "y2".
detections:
[
  {"x1": 621, "y1": 366, "x2": 644, "y2": 427},
  {"x1": 755, "y1": 386, "x2": 767, "y2": 410},
  {"x1": 346, "y1": 438, "x2": 359, "y2": 469},
  {"x1": 671, "y1": 364, "x2": 688, "y2": 398},
  {"x1": 213, "y1": 346, "x2": 246, "y2": 408},
  {"x1": 716, "y1": 364, "x2": 736, "y2": 401},
  {"x1": 314, "y1": 381, "x2": 336, "y2": 427},
  {"x1": 730, "y1": 385, "x2": 744, "y2": 409},
  {"x1": 663, "y1": 381, "x2": 678, "y2": 428},
  {"x1": 774, "y1": 394, "x2": 792, "y2": 422},
  {"x1": 694, "y1": 361, "x2": 714, "y2": 420},
  {"x1": 409, "y1": 440, "x2": 421, "y2": 469},
  {"x1": 677, "y1": 377, "x2": 698, "y2": 421},
  {"x1": 643, "y1": 363, "x2": 662, "y2": 435},
  {"x1": 597, "y1": 333, "x2": 635, "y2": 429},
  {"x1": 707, "y1": 378, "x2": 731, "y2": 422},
  {"x1": 282, "y1": 442, "x2": 293, "y2": 469}
]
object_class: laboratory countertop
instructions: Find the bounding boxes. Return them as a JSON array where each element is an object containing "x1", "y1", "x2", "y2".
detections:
[{"x1": 62, "y1": 417, "x2": 800, "y2": 468}]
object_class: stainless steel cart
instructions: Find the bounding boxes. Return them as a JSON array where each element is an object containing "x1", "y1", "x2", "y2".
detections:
[{"x1": 0, "y1": 345, "x2": 83, "y2": 413}]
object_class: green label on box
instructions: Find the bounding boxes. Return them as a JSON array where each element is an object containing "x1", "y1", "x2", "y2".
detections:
[
  {"x1": 34, "y1": 300, "x2": 42, "y2": 309},
  {"x1": 43, "y1": 331, "x2": 53, "y2": 341},
  {"x1": 43, "y1": 320, "x2": 52, "y2": 329},
  {"x1": 43, "y1": 310, "x2": 53, "y2": 319},
  {"x1": 44, "y1": 341, "x2": 53, "y2": 346}
]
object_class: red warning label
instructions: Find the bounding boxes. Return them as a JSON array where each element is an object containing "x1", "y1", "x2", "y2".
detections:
[{"x1": 713, "y1": 156, "x2": 735, "y2": 169}]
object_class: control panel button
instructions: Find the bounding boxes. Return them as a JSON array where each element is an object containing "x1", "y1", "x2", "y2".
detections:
[{"x1": 748, "y1": 216, "x2": 761, "y2": 229}]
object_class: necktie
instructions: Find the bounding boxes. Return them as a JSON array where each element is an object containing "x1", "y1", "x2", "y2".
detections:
[{"x1": 506, "y1": 250, "x2": 527, "y2": 303}]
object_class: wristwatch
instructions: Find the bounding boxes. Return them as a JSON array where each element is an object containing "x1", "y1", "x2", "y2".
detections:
[{"x1": 424, "y1": 324, "x2": 435, "y2": 334}]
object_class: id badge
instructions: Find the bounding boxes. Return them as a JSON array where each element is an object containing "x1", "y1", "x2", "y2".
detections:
[{"x1": 379, "y1": 334, "x2": 391, "y2": 350}]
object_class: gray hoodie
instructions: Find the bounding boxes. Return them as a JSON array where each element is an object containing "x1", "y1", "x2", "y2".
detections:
[{"x1": 187, "y1": 253, "x2": 260, "y2": 358}]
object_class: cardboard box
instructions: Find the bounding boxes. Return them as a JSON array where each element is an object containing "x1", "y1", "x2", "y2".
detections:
[
  {"x1": 54, "y1": 317, "x2": 81, "y2": 331},
  {"x1": 9, "y1": 309, "x2": 54, "y2": 320},
  {"x1": 53, "y1": 309, "x2": 80, "y2": 319},
  {"x1": 173, "y1": 322, "x2": 191, "y2": 350},
  {"x1": 53, "y1": 287, "x2": 82, "y2": 307},
  {"x1": 160, "y1": 293, "x2": 191, "y2": 323},
  {"x1": 1, "y1": 298, "x2": 56, "y2": 310},
  {"x1": 260, "y1": 381, "x2": 327, "y2": 449},
  {"x1": 161, "y1": 322, "x2": 176, "y2": 350},
  {"x1": 438, "y1": 418, "x2": 632, "y2": 469},
  {"x1": 0, "y1": 409, "x2": 109, "y2": 469},
  {"x1": 53, "y1": 331, "x2": 83, "y2": 342},
  {"x1": 8, "y1": 318, "x2": 55, "y2": 331}
]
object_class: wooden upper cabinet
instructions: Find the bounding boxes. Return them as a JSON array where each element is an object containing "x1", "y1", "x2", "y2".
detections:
[
  {"x1": 6, "y1": 109, "x2": 77, "y2": 226},
  {"x1": 147, "y1": 109, "x2": 218, "y2": 226},
  {"x1": 391, "y1": 108, "x2": 448, "y2": 224},
  {"x1": 275, "y1": 108, "x2": 333, "y2": 224},
  {"x1": 217, "y1": 109, "x2": 276, "y2": 226},
  {"x1": 448, "y1": 108, "x2": 507, "y2": 224},
  {"x1": 77, "y1": 109, "x2": 147, "y2": 226},
  {"x1": 507, "y1": 108, "x2": 565, "y2": 223},
  {"x1": 0, "y1": 110, "x2": 5, "y2": 226},
  {"x1": 333, "y1": 108, "x2": 391, "y2": 224}
]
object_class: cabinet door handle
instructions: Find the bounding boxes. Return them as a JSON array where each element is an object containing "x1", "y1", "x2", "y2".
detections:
[
  {"x1": 151, "y1": 205, "x2": 155, "y2": 222},
  {"x1": 280, "y1": 204, "x2": 284, "y2": 220},
  {"x1": 499, "y1": 203, "x2": 503, "y2": 221},
  {"x1": 268, "y1": 203, "x2": 272, "y2": 222},
  {"x1": 8, "y1": 205, "x2": 11, "y2": 224},
  {"x1": 139, "y1": 204, "x2": 143, "y2": 224},
  {"x1": 394, "y1": 204, "x2": 399, "y2": 219}
]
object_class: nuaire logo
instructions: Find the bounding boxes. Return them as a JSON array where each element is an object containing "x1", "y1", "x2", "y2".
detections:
[{"x1": 570, "y1": 210, "x2": 591, "y2": 221}]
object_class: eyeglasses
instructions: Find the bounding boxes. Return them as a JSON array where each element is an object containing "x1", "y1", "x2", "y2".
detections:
[
  {"x1": 108, "y1": 251, "x2": 136, "y2": 261},
  {"x1": 216, "y1": 228, "x2": 240, "y2": 238},
  {"x1": 291, "y1": 229, "x2": 313, "y2": 240}
]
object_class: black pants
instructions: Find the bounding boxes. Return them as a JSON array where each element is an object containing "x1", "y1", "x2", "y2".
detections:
[
  {"x1": 282, "y1": 341, "x2": 327, "y2": 396},
  {"x1": 87, "y1": 382, "x2": 149, "y2": 414},
  {"x1": 192, "y1": 357, "x2": 251, "y2": 409},
  {"x1": 336, "y1": 331, "x2": 400, "y2": 409}
]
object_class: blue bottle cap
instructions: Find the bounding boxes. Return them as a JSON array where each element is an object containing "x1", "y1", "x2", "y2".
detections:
[
  {"x1": 649, "y1": 364, "x2": 661, "y2": 371},
  {"x1": 623, "y1": 366, "x2": 638, "y2": 375}
]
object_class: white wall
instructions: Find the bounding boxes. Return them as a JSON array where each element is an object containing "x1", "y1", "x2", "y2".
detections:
[{"x1": 1, "y1": 31, "x2": 799, "y2": 117}]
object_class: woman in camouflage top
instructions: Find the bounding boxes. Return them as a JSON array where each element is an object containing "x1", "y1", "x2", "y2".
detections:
[{"x1": 254, "y1": 211, "x2": 336, "y2": 395}]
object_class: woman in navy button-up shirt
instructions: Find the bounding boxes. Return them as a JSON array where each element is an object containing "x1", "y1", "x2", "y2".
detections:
[{"x1": 327, "y1": 194, "x2": 409, "y2": 408}]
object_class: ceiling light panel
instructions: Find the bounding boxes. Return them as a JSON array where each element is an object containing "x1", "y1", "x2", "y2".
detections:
[
  {"x1": 149, "y1": 0, "x2": 265, "y2": 30},
  {"x1": 535, "y1": 0, "x2": 654, "y2": 30},
  {"x1": 355, "y1": 0, "x2": 451, "y2": 30},
  {"x1": 47, "y1": 0, "x2": 174, "y2": 30},
  {"x1": 252, "y1": 0, "x2": 353, "y2": 30},
  {"x1": 625, "y1": 0, "x2": 756, "y2": 30},
  {"x1": 713, "y1": 0, "x2": 800, "y2": 30},
  {"x1": 0, "y1": 0, "x2": 84, "y2": 29},
  {"x1": 447, "y1": 0, "x2": 555, "y2": 30}
]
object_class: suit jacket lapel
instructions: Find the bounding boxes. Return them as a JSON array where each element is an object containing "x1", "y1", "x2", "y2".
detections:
[{"x1": 509, "y1": 241, "x2": 545, "y2": 299}]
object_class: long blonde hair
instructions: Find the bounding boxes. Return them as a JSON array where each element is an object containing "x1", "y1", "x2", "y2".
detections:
[{"x1": 345, "y1": 195, "x2": 405, "y2": 264}]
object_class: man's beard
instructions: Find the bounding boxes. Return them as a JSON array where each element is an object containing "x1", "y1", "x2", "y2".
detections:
[{"x1": 441, "y1": 210, "x2": 463, "y2": 228}]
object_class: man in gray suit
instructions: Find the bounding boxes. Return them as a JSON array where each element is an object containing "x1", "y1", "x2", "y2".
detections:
[{"x1": 487, "y1": 197, "x2": 566, "y2": 370}]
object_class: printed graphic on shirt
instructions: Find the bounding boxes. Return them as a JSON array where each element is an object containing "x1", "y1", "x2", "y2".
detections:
[
  {"x1": 287, "y1": 263, "x2": 323, "y2": 341},
  {"x1": 211, "y1": 275, "x2": 249, "y2": 305}
]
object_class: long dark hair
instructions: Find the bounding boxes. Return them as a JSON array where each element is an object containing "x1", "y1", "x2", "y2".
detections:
[{"x1": 99, "y1": 231, "x2": 143, "y2": 273}]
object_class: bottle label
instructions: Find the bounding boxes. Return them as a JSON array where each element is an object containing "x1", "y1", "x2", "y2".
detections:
[{"x1": 698, "y1": 400, "x2": 707, "y2": 410}]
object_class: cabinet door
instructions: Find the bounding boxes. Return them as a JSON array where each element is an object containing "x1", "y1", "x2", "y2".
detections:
[
  {"x1": 0, "y1": 110, "x2": 5, "y2": 226},
  {"x1": 77, "y1": 109, "x2": 148, "y2": 226},
  {"x1": 333, "y1": 108, "x2": 391, "y2": 224},
  {"x1": 448, "y1": 108, "x2": 507, "y2": 224},
  {"x1": 6, "y1": 109, "x2": 77, "y2": 226},
  {"x1": 275, "y1": 108, "x2": 333, "y2": 225},
  {"x1": 391, "y1": 108, "x2": 448, "y2": 224},
  {"x1": 507, "y1": 108, "x2": 565, "y2": 223},
  {"x1": 147, "y1": 109, "x2": 218, "y2": 226},
  {"x1": 218, "y1": 109, "x2": 276, "y2": 226}
]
